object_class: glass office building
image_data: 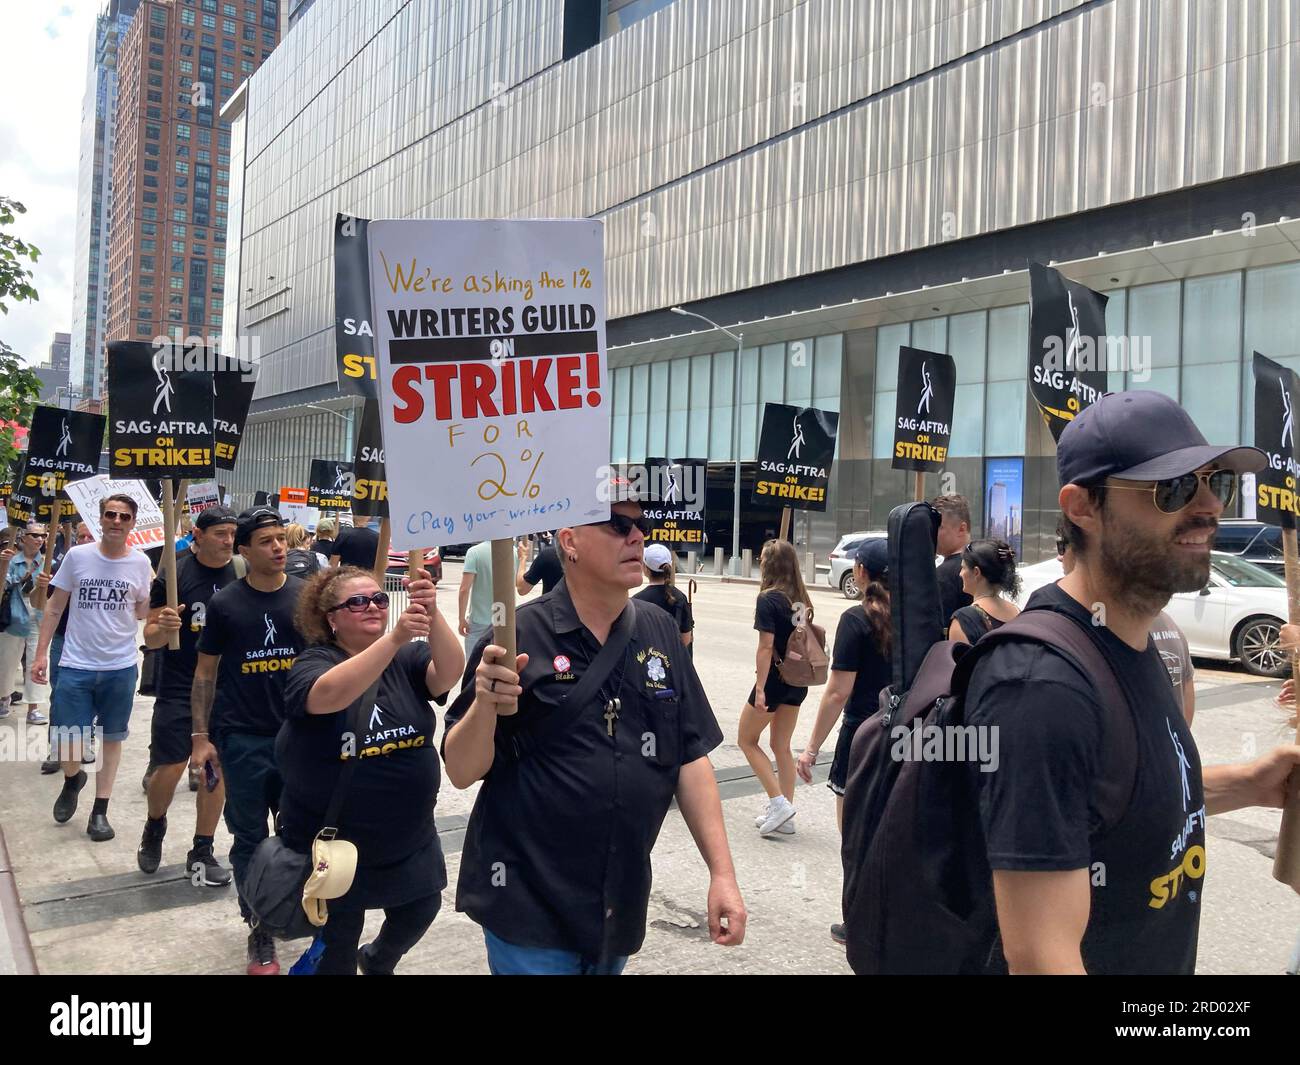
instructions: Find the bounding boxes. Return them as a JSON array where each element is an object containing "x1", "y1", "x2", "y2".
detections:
[{"x1": 221, "y1": 0, "x2": 1300, "y2": 562}]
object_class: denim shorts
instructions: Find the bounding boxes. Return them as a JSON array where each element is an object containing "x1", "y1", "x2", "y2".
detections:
[{"x1": 53, "y1": 665, "x2": 138, "y2": 742}]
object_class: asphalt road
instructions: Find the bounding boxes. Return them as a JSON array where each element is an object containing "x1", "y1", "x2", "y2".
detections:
[{"x1": 0, "y1": 567, "x2": 1296, "y2": 975}]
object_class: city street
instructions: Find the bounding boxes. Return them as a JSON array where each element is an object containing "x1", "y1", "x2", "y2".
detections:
[{"x1": 1, "y1": 565, "x2": 1297, "y2": 977}]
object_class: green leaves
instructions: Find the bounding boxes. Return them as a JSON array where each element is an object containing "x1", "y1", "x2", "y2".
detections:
[{"x1": 0, "y1": 195, "x2": 46, "y2": 471}]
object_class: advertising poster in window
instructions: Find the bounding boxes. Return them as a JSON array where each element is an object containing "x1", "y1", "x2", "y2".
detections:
[{"x1": 983, "y1": 457, "x2": 1024, "y2": 560}]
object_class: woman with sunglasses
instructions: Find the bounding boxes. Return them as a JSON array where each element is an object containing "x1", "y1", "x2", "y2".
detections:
[{"x1": 278, "y1": 564, "x2": 464, "y2": 975}]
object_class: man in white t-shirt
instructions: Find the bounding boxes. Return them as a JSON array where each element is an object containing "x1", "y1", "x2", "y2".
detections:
[{"x1": 33, "y1": 493, "x2": 152, "y2": 842}]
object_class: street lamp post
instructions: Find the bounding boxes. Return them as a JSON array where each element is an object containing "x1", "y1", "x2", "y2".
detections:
[{"x1": 670, "y1": 307, "x2": 744, "y2": 575}]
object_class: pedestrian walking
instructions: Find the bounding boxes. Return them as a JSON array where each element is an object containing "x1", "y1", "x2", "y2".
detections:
[
  {"x1": 278, "y1": 564, "x2": 463, "y2": 974},
  {"x1": 32, "y1": 496, "x2": 153, "y2": 842},
  {"x1": 739, "y1": 539, "x2": 814, "y2": 837},
  {"x1": 458, "y1": 539, "x2": 495, "y2": 656},
  {"x1": 932, "y1": 494, "x2": 973, "y2": 623},
  {"x1": 632, "y1": 543, "x2": 693, "y2": 649},
  {"x1": 443, "y1": 492, "x2": 745, "y2": 974},
  {"x1": 0, "y1": 522, "x2": 50, "y2": 725},
  {"x1": 136, "y1": 506, "x2": 240, "y2": 887},
  {"x1": 947, "y1": 539, "x2": 1021, "y2": 644},
  {"x1": 191, "y1": 507, "x2": 305, "y2": 975}
]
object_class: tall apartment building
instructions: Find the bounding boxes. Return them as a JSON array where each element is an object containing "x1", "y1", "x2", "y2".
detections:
[
  {"x1": 102, "y1": 0, "x2": 280, "y2": 364},
  {"x1": 68, "y1": 0, "x2": 140, "y2": 405}
]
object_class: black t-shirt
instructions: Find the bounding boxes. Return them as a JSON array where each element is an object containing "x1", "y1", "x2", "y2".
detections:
[
  {"x1": 331, "y1": 526, "x2": 379, "y2": 570},
  {"x1": 965, "y1": 582, "x2": 1205, "y2": 975},
  {"x1": 951, "y1": 604, "x2": 1005, "y2": 644},
  {"x1": 632, "y1": 583, "x2": 693, "y2": 634},
  {"x1": 523, "y1": 545, "x2": 563, "y2": 593},
  {"x1": 196, "y1": 576, "x2": 305, "y2": 737},
  {"x1": 149, "y1": 552, "x2": 237, "y2": 708},
  {"x1": 278, "y1": 641, "x2": 449, "y2": 869},
  {"x1": 830, "y1": 605, "x2": 890, "y2": 725},
  {"x1": 445, "y1": 579, "x2": 723, "y2": 957},
  {"x1": 936, "y1": 553, "x2": 972, "y2": 622},
  {"x1": 754, "y1": 590, "x2": 796, "y2": 658}
]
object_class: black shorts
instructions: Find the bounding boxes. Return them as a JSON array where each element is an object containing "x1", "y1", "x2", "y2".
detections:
[
  {"x1": 149, "y1": 699, "x2": 193, "y2": 767},
  {"x1": 747, "y1": 674, "x2": 808, "y2": 712},
  {"x1": 828, "y1": 716, "x2": 866, "y2": 795}
]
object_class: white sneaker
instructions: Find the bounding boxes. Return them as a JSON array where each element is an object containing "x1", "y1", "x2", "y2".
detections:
[
  {"x1": 759, "y1": 796, "x2": 796, "y2": 836},
  {"x1": 754, "y1": 802, "x2": 772, "y2": 827},
  {"x1": 776, "y1": 817, "x2": 796, "y2": 834}
]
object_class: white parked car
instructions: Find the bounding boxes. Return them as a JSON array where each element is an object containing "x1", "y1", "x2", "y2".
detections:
[
  {"x1": 1015, "y1": 551, "x2": 1289, "y2": 677},
  {"x1": 827, "y1": 531, "x2": 886, "y2": 598}
]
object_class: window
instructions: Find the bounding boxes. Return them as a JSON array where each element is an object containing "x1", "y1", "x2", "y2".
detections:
[
  {"x1": 173, "y1": 223, "x2": 187, "y2": 238},
  {"x1": 182, "y1": 8, "x2": 195, "y2": 25},
  {"x1": 176, "y1": 176, "x2": 188, "y2": 189},
  {"x1": 180, "y1": 60, "x2": 193, "y2": 75},
  {"x1": 176, "y1": 160, "x2": 189, "y2": 174},
  {"x1": 150, "y1": 6, "x2": 168, "y2": 23},
  {"x1": 262, "y1": 30, "x2": 274, "y2": 46},
  {"x1": 222, "y1": 53, "x2": 234, "y2": 66},
  {"x1": 146, "y1": 106, "x2": 161, "y2": 119},
  {"x1": 173, "y1": 209, "x2": 187, "y2": 222},
  {"x1": 148, "y1": 91, "x2": 162, "y2": 103},
  {"x1": 149, "y1": 43, "x2": 164, "y2": 56},
  {"x1": 181, "y1": 45, "x2": 193, "y2": 57},
  {"x1": 197, "y1": 150, "x2": 211, "y2": 163},
  {"x1": 223, "y1": 2, "x2": 235, "y2": 14},
  {"x1": 148, "y1": 59, "x2": 163, "y2": 72},
  {"x1": 142, "y1": 223, "x2": 157, "y2": 236},
  {"x1": 137, "y1": 324, "x2": 154, "y2": 336},
  {"x1": 137, "y1": 306, "x2": 153, "y2": 320},
  {"x1": 177, "y1": 146, "x2": 189, "y2": 158},
  {"x1": 144, "y1": 159, "x2": 158, "y2": 172},
  {"x1": 202, "y1": 14, "x2": 215, "y2": 29},
  {"x1": 243, "y1": 26, "x2": 255, "y2": 41},
  {"x1": 172, "y1": 240, "x2": 186, "y2": 254},
  {"x1": 141, "y1": 239, "x2": 156, "y2": 252},
  {"x1": 223, "y1": 18, "x2": 235, "y2": 34},
  {"x1": 171, "y1": 257, "x2": 185, "y2": 272},
  {"x1": 142, "y1": 207, "x2": 157, "y2": 220},
  {"x1": 221, "y1": 70, "x2": 233, "y2": 82},
  {"x1": 140, "y1": 292, "x2": 154, "y2": 304},
  {"x1": 202, "y1": 32, "x2": 214, "y2": 45},
  {"x1": 240, "y1": 60, "x2": 252, "y2": 74},
  {"x1": 177, "y1": 123, "x2": 190, "y2": 140},
  {"x1": 170, "y1": 278, "x2": 184, "y2": 291}
]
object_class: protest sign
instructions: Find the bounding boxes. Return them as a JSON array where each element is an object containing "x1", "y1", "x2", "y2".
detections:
[
  {"x1": 308, "y1": 459, "x2": 354, "y2": 511},
  {"x1": 335, "y1": 213, "x2": 378, "y2": 400},
  {"x1": 367, "y1": 218, "x2": 609, "y2": 549},
  {"x1": 643, "y1": 457, "x2": 706, "y2": 550},
  {"x1": 1027, "y1": 263, "x2": 1109, "y2": 442},
  {"x1": 107, "y1": 340, "x2": 215, "y2": 479},
  {"x1": 751, "y1": 403, "x2": 838, "y2": 512},
  {"x1": 186, "y1": 480, "x2": 221, "y2": 516},
  {"x1": 64, "y1": 475, "x2": 167, "y2": 550},
  {"x1": 351, "y1": 399, "x2": 388, "y2": 519},
  {"x1": 21, "y1": 405, "x2": 106, "y2": 524},
  {"x1": 214, "y1": 353, "x2": 257, "y2": 470},
  {"x1": 892, "y1": 347, "x2": 956, "y2": 473}
]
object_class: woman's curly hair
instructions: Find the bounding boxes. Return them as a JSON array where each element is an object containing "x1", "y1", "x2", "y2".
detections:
[{"x1": 294, "y1": 565, "x2": 379, "y2": 645}]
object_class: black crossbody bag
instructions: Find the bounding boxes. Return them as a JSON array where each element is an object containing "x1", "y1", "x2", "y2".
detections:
[{"x1": 244, "y1": 676, "x2": 379, "y2": 939}]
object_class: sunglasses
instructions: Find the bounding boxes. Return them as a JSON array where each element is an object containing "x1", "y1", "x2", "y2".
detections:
[
  {"x1": 326, "y1": 591, "x2": 390, "y2": 614},
  {"x1": 102, "y1": 511, "x2": 134, "y2": 523},
  {"x1": 24, "y1": 532, "x2": 47, "y2": 540},
  {"x1": 1106, "y1": 469, "x2": 1235, "y2": 515},
  {"x1": 594, "y1": 513, "x2": 652, "y2": 538}
]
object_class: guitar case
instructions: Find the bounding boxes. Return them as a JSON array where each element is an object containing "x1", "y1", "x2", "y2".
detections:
[{"x1": 885, "y1": 501, "x2": 944, "y2": 693}]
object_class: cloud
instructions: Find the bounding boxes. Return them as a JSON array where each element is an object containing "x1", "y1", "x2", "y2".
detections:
[{"x1": 0, "y1": 1, "x2": 101, "y2": 368}]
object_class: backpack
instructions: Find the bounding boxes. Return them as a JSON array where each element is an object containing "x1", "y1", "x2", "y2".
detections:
[
  {"x1": 774, "y1": 602, "x2": 829, "y2": 687},
  {"x1": 840, "y1": 608, "x2": 1137, "y2": 975},
  {"x1": 284, "y1": 548, "x2": 320, "y2": 579}
]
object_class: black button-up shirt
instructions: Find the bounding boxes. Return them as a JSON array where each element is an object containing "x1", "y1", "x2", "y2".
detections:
[{"x1": 444, "y1": 579, "x2": 722, "y2": 959}]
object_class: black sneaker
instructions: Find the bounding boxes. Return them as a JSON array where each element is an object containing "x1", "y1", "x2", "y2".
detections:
[
  {"x1": 40, "y1": 751, "x2": 60, "y2": 775},
  {"x1": 830, "y1": 923, "x2": 846, "y2": 946},
  {"x1": 86, "y1": 812, "x2": 115, "y2": 842},
  {"x1": 357, "y1": 942, "x2": 393, "y2": 976},
  {"x1": 246, "y1": 927, "x2": 280, "y2": 976},
  {"x1": 9, "y1": 690, "x2": 22, "y2": 706},
  {"x1": 137, "y1": 816, "x2": 167, "y2": 874},
  {"x1": 186, "y1": 843, "x2": 232, "y2": 887},
  {"x1": 52, "y1": 770, "x2": 87, "y2": 824}
]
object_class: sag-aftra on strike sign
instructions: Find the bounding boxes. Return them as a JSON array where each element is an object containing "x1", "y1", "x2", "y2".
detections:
[
  {"x1": 107, "y1": 341, "x2": 215, "y2": 479},
  {"x1": 367, "y1": 218, "x2": 610, "y2": 548}
]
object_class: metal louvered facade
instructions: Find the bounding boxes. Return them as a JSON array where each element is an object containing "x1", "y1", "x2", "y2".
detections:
[{"x1": 224, "y1": 0, "x2": 1300, "y2": 559}]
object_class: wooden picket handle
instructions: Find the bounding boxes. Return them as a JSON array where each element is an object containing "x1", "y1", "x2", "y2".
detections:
[
  {"x1": 373, "y1": 517, "x2": 391, "y2": 585},
  {"x1": 1273, "y1": 526, "x2": 1300, "y2": 891},
  {"x1": 159, "y1": 478, "x2": 180, "y2": 651},
  {"x1": 490, "y1": 538, "x2": 517, "y2": 662},
  {"x1": 778, "y1": 507, "x2": 792, "y2": 542},
  {"x1": 31, "y1": 498, "x2": 62, "y2": 610},
  {"x1": 913, "y1": 470, "x2": 925, "y2": 503}
]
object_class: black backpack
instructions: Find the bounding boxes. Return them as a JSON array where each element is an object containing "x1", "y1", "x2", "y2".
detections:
[
  {"x1": 284, "y1": 548, "x2": 320, "y2": 579},
  {"x1": 840, "y1": 608, "x2": 1137, "y2": 975}
]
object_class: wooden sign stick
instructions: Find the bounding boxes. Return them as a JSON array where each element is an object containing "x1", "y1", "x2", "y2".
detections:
[
  {"x1": 778, "y1": 507, "x2": 792, "y2": 542},
  {"x1": 490, "y1": 537, "x2": 518, "y2": 665},
  {"x1": 372, "y1": 517, "x2": 392, "y2": 585},
  {"x1": 913, "y1": 470, "x2": 925, "y2": 503},
  {"x1": 1273, "y1": 525, "x2": 1300, "y2": 891},
  {"x1": 159, "y1": 477, "x2": 181, "y2": 651},
  {"x1": 32, "y1": 498, "x2": 62, "y2": 610}
]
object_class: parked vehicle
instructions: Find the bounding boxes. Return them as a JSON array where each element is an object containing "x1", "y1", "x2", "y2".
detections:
[
  {"x1": 1016, "y1": 551, "x2": 1288, "y2": 676},
  {"x1": 386, "y1": 547, "x2": 443, "y2": 582},
  {"x1": 1213, "y1": 519, "x2": 1283, "y2": 577},
  {"x1": 827, "y1": 531, "x2": 886, "y2": 598}
]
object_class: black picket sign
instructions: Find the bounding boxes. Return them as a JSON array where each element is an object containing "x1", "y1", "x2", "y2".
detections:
[
  {"x1": 214, "y1": 354, "x2": 257, "y2": 471},
  {"x1": 644, "y1": 457, "x2": 707, "y2": 550},
  {"x1": 751, "y1": 402, "x2": 839, "y2": 512},
  {"x1": 351, "y1": 399, "x2": 388, "y2": 518},
  {"x1": 1252, "y1": 350, "x2": 1300, "y2": 529},
  {"x1": 20, "y1": 405, "x2": 106, "y2": 520},
  {"x1": 892, "y1": 346, "x2": 956, "y2": 472},
  {"x1": 107, "y1": 340, "x2": 215, "y2": 479},
  {"x1": 335, "y1": 213, "x2": 378, "y2": 400},
  {"x1": 308, "y1": 458, "x2": 355, "y2": 511},
  {"x1": 1027, "y1": 262, "x2": 1110, "y2": 442}
]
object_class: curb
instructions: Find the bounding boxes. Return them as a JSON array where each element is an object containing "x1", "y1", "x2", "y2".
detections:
[{"x1": 0, "y1": 822, "x2": 38, "y2": 975}]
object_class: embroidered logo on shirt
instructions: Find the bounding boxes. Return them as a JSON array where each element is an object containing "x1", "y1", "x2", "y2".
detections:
[{"x1": 637, "y1": 647, "x2": 671, "y2": 690}]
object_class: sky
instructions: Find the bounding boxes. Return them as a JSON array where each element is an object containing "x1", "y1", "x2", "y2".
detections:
[{"x1": 0, "y1": 1, "x2": 103, "y2": 368}]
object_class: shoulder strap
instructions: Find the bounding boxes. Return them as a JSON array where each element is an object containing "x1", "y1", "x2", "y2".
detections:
[
  {"x1": 957, "y1": 609, "x2": 1138, "y2": 830},
  {"x1": 508, "y1": 600, "x2": 639, "y2": 760},
  {"x1": 232, "y1": 555, "x2": 247, "y2": 578},
  {"x1": 320, "y1": 674, "x2": 382, "y2": 835}
]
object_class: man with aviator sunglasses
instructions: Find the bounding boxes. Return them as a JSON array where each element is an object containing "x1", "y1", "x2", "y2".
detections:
[{"x1": 963, "y1": 391, "x2": 1300, "y2": 975}]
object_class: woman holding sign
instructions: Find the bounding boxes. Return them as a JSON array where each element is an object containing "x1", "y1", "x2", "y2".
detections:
[
  {"x1": 739, "y1": 539, "x2": 814, "y2": 837},
  {"x1": 278, "y1": 565, "x2": 463, "y2": 975}
]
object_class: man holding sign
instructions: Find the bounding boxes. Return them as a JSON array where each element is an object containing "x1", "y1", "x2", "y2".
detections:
[{"x1": 32, "y1": 495, "x2": 153, "y2": 842}]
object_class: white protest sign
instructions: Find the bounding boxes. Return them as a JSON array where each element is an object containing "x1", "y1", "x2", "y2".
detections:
[
  {"x1": 64, "y1": 475, "x2": 166, "y2": 549},
  {"x1": 186, "y1": 480, "x2": 221, "y2": 515},
  {"x1": 280, "y1": 501, "x2": 312, "y2": 528},
  {"x1": 367, "y1": 219, "x2": 610, "y2": 548}
]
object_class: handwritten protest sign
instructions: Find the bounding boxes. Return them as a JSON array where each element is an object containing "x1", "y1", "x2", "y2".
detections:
[
  {"x1": 367, "y1": 219, "x2": 609, "y2": 548},
  {"x1": 64, "y1": 475, "x2": 166, "y2": 550},
  {"x1": 186, "y1": 480, "x2": 221, "y2": 515}
]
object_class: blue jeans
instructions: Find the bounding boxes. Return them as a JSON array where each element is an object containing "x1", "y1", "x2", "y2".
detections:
[
  {"x1": 54, "y1": 665, "x2": 137, "y2": 741},
  {"x1": 216, "y1": 731, "x2": 280, "y2": 922},
  {"x1": 483, "y1": 929, "x2": 628, "y2": 975}
]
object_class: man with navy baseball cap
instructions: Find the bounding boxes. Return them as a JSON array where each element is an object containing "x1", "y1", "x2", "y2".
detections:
[{"x1": 963, "y1": 390, "x2": 1300, "y2": 975}]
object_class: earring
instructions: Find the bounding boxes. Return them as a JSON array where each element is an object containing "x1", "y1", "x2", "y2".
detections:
[{"x1": 567, "y1": 553, "x2": 578, "y2": 564}]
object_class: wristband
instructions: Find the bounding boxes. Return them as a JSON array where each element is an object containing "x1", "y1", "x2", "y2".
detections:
[{"x1": 191, "y1": 732, "x2": 208, "y2": 737}]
